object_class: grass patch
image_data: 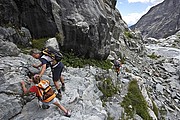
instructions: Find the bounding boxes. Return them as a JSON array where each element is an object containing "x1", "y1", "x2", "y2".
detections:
[
  {"x1": 107, "y1": 112, "x2": 114, "y2": 120},
  {"x1": 31, "y1": 38, "x2": 49, "y2": 50},
  {"x1": 121, "y1": 80, "x2": 152, "y2": 120},
  {"x1": 147, "y1": 52, "x2": 161, "y2": 60},
  {"x1": 124, "y1": 30, "x2": 134, "y2": 39},
  {"x1": 62, "y1": 52, "x2": 112, "y2": 70},
  {"x1": 97, "y1": 77, "x2": 119, "y2": 101},
  {"x1": 27, "y1": 37, "x2": 112, "y2": 70},
  {"x1": 152, "y1": 101, "x2": 159, "y2": 117}
]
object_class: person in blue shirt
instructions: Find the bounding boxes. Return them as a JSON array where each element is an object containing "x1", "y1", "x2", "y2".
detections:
[{"x1": 30, "y1": 49, "x2": 65, "y2": 100}]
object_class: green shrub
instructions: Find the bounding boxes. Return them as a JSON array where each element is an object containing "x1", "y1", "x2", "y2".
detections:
[
  {"x1": 121, "y1": 80, "x2": 152, "y2": 120},
  {"x1": 124, "y1": 31, "x2": 134, "y2": 39},
  {"x1": 147, "y1": 52, "x2": 160, "y2": 60},
  {"x1": 97, "y1": 77, "x2": 119, "y2": 101},
  {"x1": 30, "y1": 37, "x2": 112, "y2": 70},
  {"x1": 107, "y1": 113, "x2": 114, "y2": 120},
  {"x1": 152, "y1": 101, "x2": 159, "y2": 117},
  {"x1": 62, "y1": 52, "x2": 112, "y2": 70},
  {"x1": 31, "y1": 38, "x2": 48, "y2": 50}
]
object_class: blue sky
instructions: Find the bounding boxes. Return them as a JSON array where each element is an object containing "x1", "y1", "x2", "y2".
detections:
[{"x1": 116, "y1": 0, "x2": 164, "y2": 26}]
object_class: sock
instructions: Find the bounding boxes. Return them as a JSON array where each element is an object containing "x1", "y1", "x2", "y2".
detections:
[{"x1": 58, "y1": 89, "x2": 61, "y2": 94}]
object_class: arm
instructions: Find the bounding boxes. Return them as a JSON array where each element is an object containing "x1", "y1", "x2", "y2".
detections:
[
  {"x1": 21, "y1": 81, "x2": 29, "y2": 94},
  {"x1": 32, "y1": 63, "x2": 42, "y2": 68},
  {"x1": 39, "y1": 64, "x2": 47, "y2": 77}
]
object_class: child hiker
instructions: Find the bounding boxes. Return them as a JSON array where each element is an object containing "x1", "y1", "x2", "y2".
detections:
[{"x1": 21, "y1": 74, "x2": 71, "y2": 117}]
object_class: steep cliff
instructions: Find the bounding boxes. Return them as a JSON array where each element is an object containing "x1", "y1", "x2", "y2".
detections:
[
  {"x1": 0, "y1": 0, "x2": 134, "y2": 60},
  {"x1": 131, "y1": 0, "x2": 180, "y2": 39}
]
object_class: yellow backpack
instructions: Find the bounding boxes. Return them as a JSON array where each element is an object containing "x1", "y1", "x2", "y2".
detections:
[{"x1": 37, "y1": 80, "x2": 56, "y2": 102}]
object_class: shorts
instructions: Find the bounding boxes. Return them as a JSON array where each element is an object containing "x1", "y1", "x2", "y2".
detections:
[
  {"x1": 42, "y1": 97, "x2": 60, "y2": 106},
  {"x1": 52, "y1": 62, "x2": 64, "y2": 81}
]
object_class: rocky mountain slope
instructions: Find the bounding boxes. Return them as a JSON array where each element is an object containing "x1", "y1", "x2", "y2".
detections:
[
  {"x1": 0, "y1": 0, "x2": 180, "y2": 120},
  {"x1": 0, "y1": 32, "x2": 180, "y2": 119},
  {"x1": 131, "y1": 0, "x2": 180, "y2": 39}
]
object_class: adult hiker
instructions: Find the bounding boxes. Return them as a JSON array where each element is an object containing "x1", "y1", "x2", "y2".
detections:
[
  {"x1": 21, "y1": 74, "x2": 71, "y2": 117},
  {"x1": 30, "y1": 48, "x2": 64, "y2": 99},
  {"x1": 113, "y1": 58, "x2": 122, "y2": 76}
]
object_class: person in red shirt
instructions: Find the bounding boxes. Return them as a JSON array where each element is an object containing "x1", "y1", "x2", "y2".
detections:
[
  {"x1": 113, "y1": 59, "x2": 122, "y2": 76},
  {"x1": 21, "y1": 74, "x2": 71, "y2": 117}
]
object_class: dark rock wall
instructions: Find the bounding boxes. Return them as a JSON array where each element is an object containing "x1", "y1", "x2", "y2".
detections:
[
  {"x1": 0, "y1": 0, "x2": 58, "y2": 38},
  {"x1": 0, "y1": 0, "x2": 127, "y2": 59},
  {"x1": 58, "y1": 0, "x2": 113, "y2": 59},
  {"x1": 16, "y1": 0, "x2": 58, "y2": 38},
  {"x1": 0, "y1": 0, "x2": 19, "y2": 26}
]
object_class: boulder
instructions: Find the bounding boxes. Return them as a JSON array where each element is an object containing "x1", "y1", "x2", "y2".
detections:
[{"x1": 0, "y1": 39, "x2": 20, "y2": 57}]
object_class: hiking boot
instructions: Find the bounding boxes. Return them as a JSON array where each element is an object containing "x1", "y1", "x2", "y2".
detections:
[
  {"x1": 64, "y1": 110, "x2": 71, "y2": 117},
  {"x1": 42, "y1": 104, "x2": 50, "y2": 109},
  {"x1": 56, "y1": 93, "x2": 62, "y2": 100},
  {"x1": 61, "y1": 85, "x2": 65, "y2": 92}
]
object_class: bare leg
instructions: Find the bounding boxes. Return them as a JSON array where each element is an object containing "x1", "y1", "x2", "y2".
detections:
[
  {"x1": 54, "y1": 81, "x2": 60, "y2": 90},
  {"x1": 60, "y1": 76, "x2": 64, "y2": 85},
  {"x1": 60, "y1": 76, "x2": 65, "y2": 91},
  {"x1": 53, "y1": 101, "x2": 67, "y2": 113}
]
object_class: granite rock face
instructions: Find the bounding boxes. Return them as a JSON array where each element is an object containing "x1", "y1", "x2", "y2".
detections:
[
  {"x1": 0, "y1": 26, "x2": 31, "y2": 46},
  {"x1": 0, "y1": 0, "x2": 130, "y2": 60},
  {"x1": 0, "y1": 39, "x2": 20, "y2": 57}
]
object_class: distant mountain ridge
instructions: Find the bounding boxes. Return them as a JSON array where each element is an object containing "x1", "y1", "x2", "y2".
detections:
[{"x1": 131, "y1": 0, "x2": 180, "y2": 39}]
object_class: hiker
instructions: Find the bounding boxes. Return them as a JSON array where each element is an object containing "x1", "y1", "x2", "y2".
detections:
[
  {"x1": 21, "y1": 74, "x2": 71, "y2": 117},
  {"x1": 30, "y1": 48, "x2": 64, "y2": 99},
  {"x1": 113, "y1": 59, "x2": 122, "y2": 76}
]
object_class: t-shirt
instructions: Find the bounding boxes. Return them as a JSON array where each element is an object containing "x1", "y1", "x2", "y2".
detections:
[
  {"x1": 39, "y1": 55, "x2": 60, "y2": 68},
  {"x1": 39, "y1": 58, "x2": 49, "y2": 65},
  {"x1": 39, "y1": 57, "x2": 51, "y2": 68},
  {"x1": 29, "y1": 86, "x2": 40, "y2": 97}
]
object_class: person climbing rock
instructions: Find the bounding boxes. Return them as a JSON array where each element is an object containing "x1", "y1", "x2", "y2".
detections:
[
  {"x1": 30, "y1": 48, "x2": 65, "y2": 100},
  {"x1": 21, "y1": 74, "x2": 71, "y2": 117}
]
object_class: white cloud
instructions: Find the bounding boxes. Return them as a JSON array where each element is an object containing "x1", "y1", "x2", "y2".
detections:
[
  {"x1": 123, "y1": 0, "x2": 164, "y2": 26},
  {"x1": 128, "y1": 0, "x2": 149, "y2": 3},
  {"x1": 128, "y1": 0, "x2": 163, "y2": 4},
  {"x1": 122, "y1": 12, "x2": 145, "y2": 26}
]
